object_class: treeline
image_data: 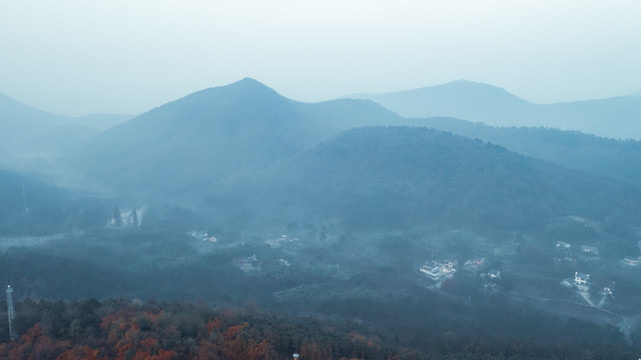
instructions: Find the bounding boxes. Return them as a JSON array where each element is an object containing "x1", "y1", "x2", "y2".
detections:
[
  {"x1": 0, "y1": 299, "x2": 394, "y2": 360},
  {"x1": 284, "y1": 127, "x2": 641, "y2": 231},
  {"x1": 0, "y1": 299, "x2": 638, "y2": 359},
  {"x1": 421, "y1": 117, "x2": 641, "y2": 186}
]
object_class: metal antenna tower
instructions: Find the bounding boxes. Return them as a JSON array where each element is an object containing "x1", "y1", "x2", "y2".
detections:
[
  {"x1": 21, "y1": 183, "x2": 27, "y2": 213},
  {"x1": 6, "y1": 285, "x2": 16, "y2": 341}
]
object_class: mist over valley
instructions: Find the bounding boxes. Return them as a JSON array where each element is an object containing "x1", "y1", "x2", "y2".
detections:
[{"x1": 2, "y1": 78, "x2": 641, "y2": 358}]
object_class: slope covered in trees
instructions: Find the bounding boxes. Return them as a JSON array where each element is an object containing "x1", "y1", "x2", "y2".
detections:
[
  {"x1": 0, "y1": 169, "x2": 108, "y2": 235},
  {"x1": 67, "y1": 78, "x2": 410, "y2": 202},
  {"x1": 417, "y1": 117, "x2": 641, "y2": 186},
  {"x1": 0, "y1": 299, "x2": 636, "y2": 360},
  {"x1": 273, "y1": 127, "x2": 641, "y2": 230},
  {"x1": 63, "y1": 79, "x2": 641, "y2": 234},
  {"x1": 68, "y1": 78, "x2": 337, "y2": 200}
]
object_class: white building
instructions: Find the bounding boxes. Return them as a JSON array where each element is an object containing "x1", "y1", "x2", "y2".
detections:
[
  {"x1": 488, "y1": 269, "x2": 501, "y2": 280},
  {"x1": 420, "y1": 260, "x2": 457, "y2": 280},
  {"x1": 581, "y1": 245, "x2": 599, "y2": 256},
  {"x1": 420, "y1": 263, "x2": 442, "y2": 280},
  {"x1": 574, "y1": 272, "x2": 590, "y2": 285}
]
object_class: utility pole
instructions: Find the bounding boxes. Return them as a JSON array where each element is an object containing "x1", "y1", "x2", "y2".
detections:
[{"x1": 6, "y1": 285, "x2": 16, "y2": 341}]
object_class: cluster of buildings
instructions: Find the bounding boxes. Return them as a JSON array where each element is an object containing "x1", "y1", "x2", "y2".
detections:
[
  {"x1": 188, "y1": 230, "x2": 217, "y2": 243},
  {"x1": 419, "y1": 256, "x2": 501, "y2": 286},
  {"x1": 555, "y1": 240, "x2": 617, "y2": 307},
  {"x1": 420, "y1": 259, "x2": 457, "y2": 281}
]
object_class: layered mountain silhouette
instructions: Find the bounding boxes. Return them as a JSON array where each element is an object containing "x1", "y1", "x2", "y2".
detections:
[
  {"x1": 0, "y1": 92, "x2": 131, "y2": 154},
  {"x1": 415, "y1": 117, "x2": 641, "y2": 186},
  {"x1": 349, "y1": 80, "x2": 641, "y2": 139},
  {"x1": 62, "y1": 78, "x2": 641, "y2": 231},
  {"x1": 271, "y1": 127, "x2": 641, "y2": 229},
  {"x1": 296, "y1": 98, "x2": 403, "y2": 129},
  {"x1": 69, "y1": 78, "x2": 405, "y2": 199}
]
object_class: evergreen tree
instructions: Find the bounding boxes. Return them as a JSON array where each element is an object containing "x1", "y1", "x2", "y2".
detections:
[
  {"x1": 113, "y1": 206, "x2": 122, "y2": 227},
  {"x1": 131, "y1": 208, "x2": 138, "y2": 227}
]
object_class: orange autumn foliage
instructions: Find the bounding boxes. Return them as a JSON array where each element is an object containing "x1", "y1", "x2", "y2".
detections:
[{"x1": 0, "y1": 300, "x2": 398, "y2": 360}]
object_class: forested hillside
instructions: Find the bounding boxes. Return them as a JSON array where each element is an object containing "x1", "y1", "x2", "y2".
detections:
[
  {"x1": 274, "y1": 127, "x2": 641, "y2": 230},
  {"x1": 0, "y1": 170, "x2": 107, "y2": 235},
  {"x1": 417, "y1": 117, "x2": 641, "y2": 186},
  {"x1": 0, "y1": 299, "x2": 636, "y2": 360}
]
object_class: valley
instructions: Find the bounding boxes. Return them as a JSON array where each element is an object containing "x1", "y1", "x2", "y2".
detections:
[{"x1": 2, "y1": 78, "x2": 641, "y2": 358}]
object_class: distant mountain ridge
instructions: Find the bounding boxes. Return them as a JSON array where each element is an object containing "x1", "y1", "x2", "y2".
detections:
[
  {"x1": 413, "y1": 117, "x2": 641, "y2": 186},
  {"x1": 348, "y1": 80, "x2": 641, "y2": 139},
  {"x1": 60, "y1": 78, "x2": 641, "y2": 231},
  {"x1": 208, "y1": 126, "x2": 641, "y2": 230},
  {"x1": 70, "y1": 78, "x2": 408, "y2": 201},
  {"x1": 350, "y1": 80, "x2": 532, "y2": 118},
  {"x1": 0, "y1": 92, "x2": 132, "y2": 155},
  {"x1": 69, "y1": 78, "x2": 336, "y2": 199}
]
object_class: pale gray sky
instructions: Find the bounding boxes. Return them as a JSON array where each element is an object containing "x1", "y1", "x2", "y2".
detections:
[{"x1": 1, "y1": 0, "x2": 640, "y2": 116}]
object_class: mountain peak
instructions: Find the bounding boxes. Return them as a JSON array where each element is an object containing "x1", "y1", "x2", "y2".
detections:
[
  {"x1": 236, "y1": 77, "x2": 264, "y2": 85},
  {"x1": 424, "y1": 79, "x2": 524, "y2": 100},
  {"x1": 345, "y1": 79, "x2": 533, "y2": 124},
  {"x1": 181, "y1": 78, "x2": 283, "y2": 105},
  {"x1": 221, "y1": 77, "x2": 276, "y2": 93},
  {"x1": 446, "y1": 79, "x2": 484, "y2": 86}
]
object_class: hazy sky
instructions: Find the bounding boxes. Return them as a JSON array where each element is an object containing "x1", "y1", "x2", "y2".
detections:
[{"x1": 1, "y1": 0, "x2": 640, "y2": 116}]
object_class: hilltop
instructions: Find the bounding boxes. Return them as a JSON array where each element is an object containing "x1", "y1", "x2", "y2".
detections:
[
  {"x1": 349, "y1": 80, "x2": 641, "y2": 139},
  {"x1": 68, "y1": 78, "x2": 404, "y2": 201},
  {"x1": 272, "y1": 126, "x2": 641, "y2": 230}
]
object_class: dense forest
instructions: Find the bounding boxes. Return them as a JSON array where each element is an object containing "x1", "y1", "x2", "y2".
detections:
[
  {"x1": 419, "y1": 117, "x2": 641, "y2": 185},
  {"x1": 0, "y1": 299, "x2": 638, "y2": 359}
]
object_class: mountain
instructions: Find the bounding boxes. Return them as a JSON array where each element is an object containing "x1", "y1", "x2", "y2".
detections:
[
  {"x1": 540, "y1": 96, "x2": 641, "y2": 139},
  {"x1": 289, "y1": 127, "x2": 641, "y2": 229},
  {"x1": 296, "y1": 98, "x2": 404, "y2": 129},
  {"x1": 200, "y1": 126, "x2": 641, "y2": 231},
  {"x1": 413, "y1": 117, "x2": 641, "y2": 186},
  {"x1": 68, "y1": 78, "x2": 337, "y2": 200},
  {"x1": 0, "y1": 92, "x2": 132, "y2": 155},
  {"x1": 348, "y1": 81, "x2": 641, "y2": 139},
  {"x1": 72, "y1": 113, "x2": 133, "y2": 131},
  {"x1": 67, "y1": 79, "x2": 641, "y2": 230},
  {"x1": 0, "y1": 92, "x2": 68, "y2": 151},
  {"x1": 68, "y1": 78, "x2": 410, "y2": 201},
  {"x1": 630, "y1": 90, "x2": 641, "y2": 97},
  {"x1": 349, "y1": 80, "x2": 533, "y2": 124}
]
